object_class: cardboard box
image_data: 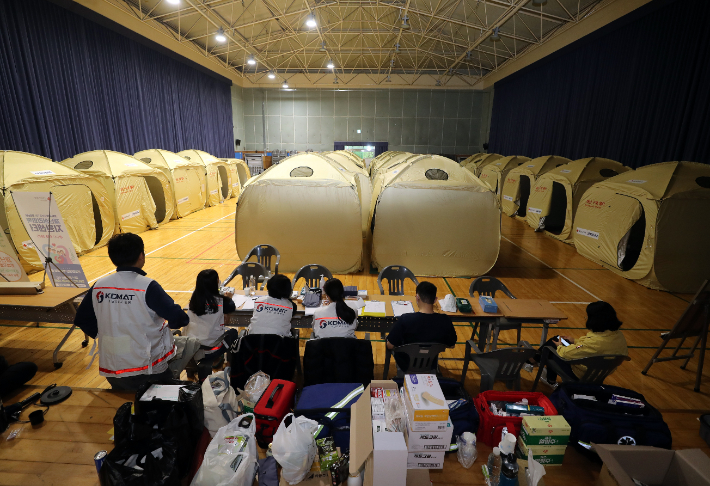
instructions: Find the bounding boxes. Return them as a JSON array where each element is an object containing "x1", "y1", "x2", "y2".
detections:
[
  {"x1": 407, "y1": 451, "x2": 446, "y2": 469},
  {"x1": 349, "y1": 380, "x2": 430, "y2": 486},
  {"x1": 403, "y1": 374, "x2": 449, "y2": 425},
  {"x1": 517, "y1": 439, "x2": 566, "y2": 465},
  {"x1": 594, "y1": 444, "x2": 710, "y2": 486},
  {"x1": 520, "y1": 416, "x2": 571, "y2": 446},
  {"x1": 373, "y1": 432, "x2": 408, "y2": 485},
  {"x1": 403, "y1": 402, "x2": 453, "y2": 451}
]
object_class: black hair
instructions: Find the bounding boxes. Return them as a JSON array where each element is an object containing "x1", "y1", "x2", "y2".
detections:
[
  {"x1": 267, "y1": 274, "x2": 292, "y2": 299},
  {"x1": 189, "y1": 269, "x2": 220, "y2": 316},
  {"x1": 416, "y1": 281, "x2": 437, "y2": 305},
  {"x1": 324, "y1": 278, "x2": 356, "y2": 325},
  {"x1": 108, "y1": 233, "x2": 144, "y2": 267},
  {"x1": 585, "y1": 301, "x2": 623, "y2": 333}
]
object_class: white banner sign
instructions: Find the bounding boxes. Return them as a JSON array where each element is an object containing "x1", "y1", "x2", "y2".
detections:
[
  {"x1": 12, "y1": 192, "x2": 89, "y2": 288},
  {"x1": 0, "y1": 231, "x2": 29, "y2": 282}
]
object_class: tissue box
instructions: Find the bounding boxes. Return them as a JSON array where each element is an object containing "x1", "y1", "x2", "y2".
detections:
[
  {"x1": 403, "y1": 375, "x2": 449, "y2": 425},
  {"x1": 479, "y1": 296, "x2": 498, "y2": 313}
]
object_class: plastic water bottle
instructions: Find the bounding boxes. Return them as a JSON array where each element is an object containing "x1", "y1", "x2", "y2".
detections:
[
  {"x1": 487, "y1": 447, "x2": 502, "y2": 486},
  {"x1": 319, "y1": 274, "x2": 325, "y2": 291},
  {"x1": 248, "y1": 275, "x2": 255, "y2": 296}
]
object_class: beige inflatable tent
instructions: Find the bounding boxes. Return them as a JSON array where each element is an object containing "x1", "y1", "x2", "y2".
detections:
[
  {"x1": 1, "y1": 151, "x2": 114, "y2": 271},
  {"x1": 479, "y1": 156, "x2": 531, "y2": 200},
  {"x1": 459, "y1": 153, "x2": 485, "y2": 167},
  {"x1": 61, "y1": 150, "x2": 174, "y2": 234},
  {"x1": 178, "y1": 150, "x2": 230, "y2": 206},
  {"x1": 371, "y1": 155, "x2": 500, "y2": 276},
  {"x1": 331, "y1": 150, "x2": 366, "y2": 170},
  {"x1": 369, "y1": 151, "x2": 407, "y2": 176},
  {"x1": 526, "y1": 158, "x2": 630, "y2": 243},
  {"x1": 573, "y1": 162, "x2": 710, "y2": 292},
  {"x1": 323, "y1": 152, "x2": 372, "y2": 237},
  {"x1": 370, "y1": 152, "x2": 416, "y2": 182},
  {"x1": 235, "y1": 153, "x2": 363, "y2": 273},
  {"x1": 463, "y1": 153, "x2": 503, "y2": 177},
  {"x1": 500, "y1": 156, "x2": 572, "y2": 218},
  {"x1": 221, "y1": 159, "x2": 252, "y2": 196},
  {"x1": 369, "y1": 153, "x2": 422, "y2": 221},
  {"x1": 134, "y1": 149, "x2": 206, "y2": 219}
]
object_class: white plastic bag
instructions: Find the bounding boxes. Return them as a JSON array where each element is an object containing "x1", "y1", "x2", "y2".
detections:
[
  {"x1": 456, "y1": 431, "x2": 478, "y2": 469},
  {"x1": 244, "y1": 370, "x2": 271, "y2": 403},
  {"x1": 191, "y1": 414, "x2": 257, "y2": 486},
  {"x1": 271, "y1": 413, "x2": 319, "y2": 485},
  {"x1": 202, "y1": 367, "x2": 240, "y2": 437}
]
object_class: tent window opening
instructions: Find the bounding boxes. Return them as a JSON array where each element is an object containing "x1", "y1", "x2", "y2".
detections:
[
  {"x1": 516, "y1": 176, "x2": 531, "y2": 217},
  {"x1": 237, "y1": 165, "x2": 249, "y2": 186},
  {"x1": 617, "y1": 206, "x2": 646, "y2": 271},
  {"x1": 599, "y1": 168, "x2": 619, "y2": 178},
  {"x1": 144, "y1": 176, "x2": 166, "y2": 222},
  {"x1": 425, "y1": 169, "x2": 448, "y2": 181},
  {"x1": 290, "y1": 167, "x2": 314, "y2": 177},
  {"x1": 140, "y1": 158, "x2": 152, "y2": 164},
  {"x1": 217, "y1": 166, "x2": 229, "y2": 198},
  {"x1": 90, "y1": 192, "x2": 104, "y2": 246},
  {"x1": 545, "y1": 182, "x2": 567, "y2": 235},
  {"x1": 696, "y1": 176, "x2": 710, "y2": 189},
  {"x1": 75, "y1": 161, "x2": 93, "y2": 170}
]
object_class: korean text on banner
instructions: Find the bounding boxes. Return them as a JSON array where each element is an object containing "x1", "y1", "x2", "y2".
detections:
[
  {"x1": 11, "y1": 192, "x2": 89, "y2": 288},
  {"x1": 0, "y1": 231, "x2": 29, "y2": 282}
]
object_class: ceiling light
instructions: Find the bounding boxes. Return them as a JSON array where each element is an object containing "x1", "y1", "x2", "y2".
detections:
[
  {"x1": 385, "y1": 75, "x2": 391, "y2": 83},
  {"x1": 395, "y1": 43, "x2": 400, "y2": 52},
  {"x1": 167, "y1": 0, "x2": 179, "y2": 4},
  {"x1": 532, "y1": 0, "x2": 547, "y2": 5},
  {"x1": 390, "y1": 59, "x2": 395, "y2": 67},
  {"x1": 283, "y1": 82, "x2": 289, "y2": 88},
  {"x1": 436, "y1": 79, "x2": 441, "y2": 86},
  {"x1": 319, "y1": 41, "x2": 327, "y2": 52},
  {"x1": 401, "y1": 15, "x2": 410, "y2": 30},
  {"x1": 306, "y1": 15, "x2": 317, "y2": 28},
  {"x1": 247, "y1": 56, "x2": 256, "y2": 65},
  {"x1": 215, "y1": 27, "x2": 226, "y2": 43},
  {"x1": 491, "y1": 26, "x2": 500, "y2": 41},
  {"x1": 333, "y1": 77, "x2": 339, "y2": 84},
  {"x1": 268, "y1": 71, "x2": 275, "y2": 79},
  {"x1": 466, "y1": 51, "x2": 471, "y2": 60},
  {"x1": 327, "y1": 60, "x2": 334, "y2": 69}
]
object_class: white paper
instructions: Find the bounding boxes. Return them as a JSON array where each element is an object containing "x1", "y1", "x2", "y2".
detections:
[
  {"x1": 346, "y1": 298, "x2": 366, "y2": 310},
  {"x1": 232, "y1": 294, "x2": 248, "y2": 309},
  {"x1": 241, "y1": 296, "x2": 258, "y2": 310},
  {"x1": 391, "y1": 301, "x2": 415, "y2": 317},
  {"x1": 139, "y1": 384, "x2": 183, "y2": 402},
  {"x1": 362, "y1": 301, "x2": 386, "y2": 315},
  {"x1": 304, "y1": 306, "x2": 320, "y2": 316}
]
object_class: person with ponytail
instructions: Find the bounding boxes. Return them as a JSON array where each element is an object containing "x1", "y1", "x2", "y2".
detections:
[{"x1": 312, "y1": 278, "x2": 358, "y2": 339}]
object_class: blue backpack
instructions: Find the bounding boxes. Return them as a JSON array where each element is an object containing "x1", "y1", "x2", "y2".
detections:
[{"x1": 550, "y1": 383, "x2": 671, "y2": 452}]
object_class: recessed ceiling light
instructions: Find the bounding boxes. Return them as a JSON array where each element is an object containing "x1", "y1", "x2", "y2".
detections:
[
  {"x1": 283, "y1": 82, "x2": 289, "y2": 88},
  {"x1": 215, "y1": 27, "x2": 226, "y2": 43},
  {"x1": 247, "y1": 56, "x2": 256, "y2": 65},
  {"x1": 306, "y1": 15, "x2": 317, "y2": 28},
  {"x1": 167, "y1": 0, "x2": 179, "y2": 4},
  {"x1": 268, "y1": 71, "x2": 275, "y2": 79},
  {"x1": 327, "y1": 60, "x2": 334, "y2": 69}
]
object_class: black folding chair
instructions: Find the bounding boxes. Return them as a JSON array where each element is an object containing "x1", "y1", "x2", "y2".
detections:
[
  {"x1": 377, "y1": 265, "x2": 419, "y2": 295},
  {"x1": 383, "y1": 342, "x2": 448, "y2": 379},
  {"x1": 303, "y1": 337, "x2": 374, "y2": 387},
  {"x1": 469, "y1": 276, "x2": 519, "y2": 351},
  {"x1": 461, "y1": 341, "x2": 536, "y2": 392},
  {"x1": 292, "y1": 264, "x2": 333, "y2": 289},
  {"x1": 243, "y1": 244, "x2": 280, "y2": 277},
  {"x1": 222, "y1": 262, "x2": 268, "y2": 289},
  {"x1": 532, "y1": 346, "x2": 631, "y2": 391}
]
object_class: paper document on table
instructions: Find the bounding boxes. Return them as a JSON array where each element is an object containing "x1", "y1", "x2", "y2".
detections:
[
  {"x1": 391, "y1": 301, "x2": 415, "y2": 317},
  {"x1": 232, "y1": 294, "x2": 248, "y2": 309},
  {"x1": 305, "y1": 306, "x2": 322, "y2": 316},
  {"x1": 140, "y1": 384, "x2": 183, "y2": 402},
  {"x1": 360, "y1": 301, "x2": 386, "y2": 317},
  {"x1": 241, "y1": 296, "x2": 258, "y2": 310}
]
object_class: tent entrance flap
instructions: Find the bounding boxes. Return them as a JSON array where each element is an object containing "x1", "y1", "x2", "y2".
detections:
[
  {"x1": 144, "y1": 176, "x2": 166, "y2": 222},
  {"x1": 517, "y1": 175, "x2": 531, "y2": 217},
  {"x1": 51, "y1": 184, "x2": 96, "y2": 255},
  {"x1": 218, "y1": 166, "x2": 230, "y2": 198},
  {"x1": 544, "y1": 181, "x2": 567, "y2": 235},
  {"x1": 618, "y1": 208, "x2": 645, "y2": 271},
  {"x1": 91, "y1": 192, "x2": 104, "y2": 245}
]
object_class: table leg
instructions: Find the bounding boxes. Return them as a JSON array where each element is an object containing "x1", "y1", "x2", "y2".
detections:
[
  {"x1": 477, "y1": 322, "x2": 489, "y2": 352},
  {"x1": 53, "y1": 324, "x2": 76, "y2": 369},
  {"x1": 540, "y1": 322, "x2": 549, "y2": 347}
]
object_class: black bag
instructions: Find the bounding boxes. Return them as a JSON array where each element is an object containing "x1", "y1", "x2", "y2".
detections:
[
  {"x1": 99, "y1": 431, "x2": 180, "y2": 486},
  {"x1": 550, "y1": 383, "x2": 672, "y2": 452}
]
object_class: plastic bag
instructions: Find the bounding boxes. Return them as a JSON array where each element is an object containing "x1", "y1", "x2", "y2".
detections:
[
  {"x1": 456, "y1": 431, "x2": 478, "y2": 469},
  {"x1": 244, "y1": 371, "x2": 271, "y2": 404},
  {"x1": 203, "y1": 367, "x2": 240, "y2": 437},
  {"x1": 272, "y1": 413, "x2": 319, "y2": 484},
  {"x1": 100, "y1": 429, "x2": 180, "y2": 486},
  {"x1": 191, "y1": 414, "x2": 258, "y2": 486}
]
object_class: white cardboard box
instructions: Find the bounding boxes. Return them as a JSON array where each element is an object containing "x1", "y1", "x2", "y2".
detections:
[
  {"x1": 403, "y1": 400, "x2": 453, "y2": 451},
  {"x1": 373, "y1": 432, "x2": 408, "y2": 486},
  {"x1": 407, "y1": 451, "x2": 446, "y2": 469},
  {"x1": 403, "y1": 374, "x2": 449, "y2": 423},
  {"x1": 403, "y1": 386, "x2": 449, "y2": 432}
]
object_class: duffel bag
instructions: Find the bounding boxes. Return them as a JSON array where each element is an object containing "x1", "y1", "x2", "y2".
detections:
[
  {"x1": 550, "y1": 383, "x2": 672, "y2": 451},
  {"x1": 474, "y1": 390, "x2": 557, "y2": 447}
]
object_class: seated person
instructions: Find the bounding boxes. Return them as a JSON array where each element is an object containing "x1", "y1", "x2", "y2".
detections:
[
  {"x1": 527, "y1": 301, "x2": 628, "y2": 388},
  {"x1": 75, "y1": 233, "x2": 189, "y2": 391},
  {"x1": 0, "y1": 355, "x2": 37, "y2": 396},
  {"x1": 386, "y1": 281, "x2": 457, "y2": 370},
  {"x1": 312, "y1": 279, "x2": 358, "y2": 339},
  {"x1": 247, "y1": 274, "x2": 297, "y2": 337}
]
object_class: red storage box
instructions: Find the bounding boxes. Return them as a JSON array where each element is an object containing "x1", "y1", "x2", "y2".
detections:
[
  {"x1": 254, "y1": 379, "x2": 296, "y2": 448},
  {"x1": 474, "y1": 391, "x2": 557, "y2": 447}
]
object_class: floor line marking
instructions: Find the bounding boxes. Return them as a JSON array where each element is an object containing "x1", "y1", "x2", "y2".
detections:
[
  {"x1": 501, "y1": 235, "x2": 602, "y2": 301},
  {"x1": 88, "y1": 212, "x2": 236, "y2": 283},
  {"x1": 550, "y1": 301, "x2": 592, "y2": 305}
]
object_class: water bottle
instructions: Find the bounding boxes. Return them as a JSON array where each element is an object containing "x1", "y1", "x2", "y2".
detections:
[
  {"x1": 487, "y1": 447, "x2": 502, "y2": 486},
  {"x1": 499, "y1": 453, "x2": 519, "y2": 486},
  {"x1": 248, "y1": 275, "x2": 255, "y2": 296},
  {"x1": 319, "y1": 274, "x2": 325, "y2": 291}
]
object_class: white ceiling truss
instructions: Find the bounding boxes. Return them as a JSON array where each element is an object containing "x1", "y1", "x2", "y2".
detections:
[{"x1": 96, "y1": 0, "x2": 614, "y2": 88}]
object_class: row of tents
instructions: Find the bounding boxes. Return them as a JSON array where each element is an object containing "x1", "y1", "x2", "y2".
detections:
[
  {"x1": 235, "y1": 151, "x2": 501, "y2": 277},
  {"x1": 1, "y1": 150, "x2": 251, "y2": 271},
  {"x1": 459, "y1": 153, "x2": 710, "y2": 293}
]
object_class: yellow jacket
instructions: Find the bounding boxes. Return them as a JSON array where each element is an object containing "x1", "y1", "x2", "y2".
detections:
[{"x1": 556, "y1": 330, "x2": 628, "y2": 378}]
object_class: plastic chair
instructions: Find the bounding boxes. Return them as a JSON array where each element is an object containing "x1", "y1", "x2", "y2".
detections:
[
  {"x1": 460, "y1": 341, "x2": 536, "y2": 392},
  {"x1": 291, "y1": 264, "x2": 333, "y2": 289},
  {"x1": 531, "y1": 346, "x2": 631, "y2": 391},
  {"x1": 383, "y1": 342, "x2": 449, "y2": 379},
  {"x1": 243, "y1": 244, "x2": 280, "y2": 277},
  {"x1": 229, "y1": 334, "x2": 301, "y2": 390},
  {"x1": 303, "y1": 338, "x2": 374, "y2": 387},
  {"x1": 377, "y1": 265, "x2": 419, "y2": 295},
  {"x1": 469, "y1": 276, "x2": 518, "y2": 352},
  {"x1": 222, "y1": 262, "x2": 268, "y2": 289}
]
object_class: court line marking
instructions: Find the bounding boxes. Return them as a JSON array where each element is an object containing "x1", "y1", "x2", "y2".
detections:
[
  {"x1": 550, "y1": 301, "x2": 592, "y2": 305},
  {"x1": 501, "y1": 236, "x2": 602, "y2": 301},
  {"x1": 88, "y1": 212, "x2": 236, "y2": 283}
]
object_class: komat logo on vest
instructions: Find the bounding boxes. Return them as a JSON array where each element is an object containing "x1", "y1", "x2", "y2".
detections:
[
  {"x1": 95, "y1": 290, "x2": 136, "y2": 304},
  {"x1": 255, "y1": 303, "x2": 289, "y2": 315},
  {"x1": 315, "y1": 318, "x2": 348, "y2": 329},
  {"x1": 96, "y1": 291, "x2": 104, "y2": 303}
]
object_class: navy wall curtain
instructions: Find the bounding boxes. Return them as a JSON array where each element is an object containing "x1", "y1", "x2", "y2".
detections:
[
  {"x1": 0, "y1": 0, "x2": 233, "y2": 161},
  {"x1": 488, "y1": 0, "x2": 710, "y2": 168}
]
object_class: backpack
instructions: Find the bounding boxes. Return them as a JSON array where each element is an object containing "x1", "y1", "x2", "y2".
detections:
[{"x1": 550, "y1": 383, "x2": 672, "y2": 452}]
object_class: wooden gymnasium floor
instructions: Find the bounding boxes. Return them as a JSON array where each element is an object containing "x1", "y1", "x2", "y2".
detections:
[{"x1": 2, "y1": 197, "x2": 710, "y2": 485}]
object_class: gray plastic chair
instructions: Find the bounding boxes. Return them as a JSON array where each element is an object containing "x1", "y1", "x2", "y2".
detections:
[
  {"x1": 461, "y1": 341, "x2": 536, "y2": 392},
  {"x1": 383, "y1": 342, "x2": 448, "y2": 379},
  {"x1": 532, "y1": 346, "x2": 631, "y2": 391},
  {"x1": 291, "y1": 264, "x2": 333, "y2": 289},
  {"x1": 469, "y1": 276, "x2": 519, "y2": 352},
  {"x1": 244, "y1": 244, "x2": 280, "y2": 276},
  {"x1": 377, "y1": 265, "x2": 419, "y2": 295},
  {"x1": 224, "y1": 262, "x2": 268, "y2": 290}
]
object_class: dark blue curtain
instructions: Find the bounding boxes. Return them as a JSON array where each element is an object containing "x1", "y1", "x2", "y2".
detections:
[
  {"x1": 0, "y1": 0, "x2": 233, "y2": 161},
  {"x1": 488, "y1": 0, "x2": 710, "y2": 168}
]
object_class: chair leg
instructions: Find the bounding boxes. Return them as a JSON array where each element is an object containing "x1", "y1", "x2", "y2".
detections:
[
  {"x1": 480, "y1": 374, "x2": 493, "y2": 393},
  {"x1": 517, "y1": 326, "x2": 522, "y2": 346},
  {"x1": 460, "y1": 341, "x2": 472, "y2": 386},
  {"x1": 383, "y1": 348, "x2": 392, "y2": 379},
  {"x1": 514, "y1": 374, "x2": 521, "y2": 391},
  {"x1": 491, "y1": 326, "x2": 500, "y2": 351},
  {"x1": 532, "y1": 364, "x2": 544, "y2": 392}
]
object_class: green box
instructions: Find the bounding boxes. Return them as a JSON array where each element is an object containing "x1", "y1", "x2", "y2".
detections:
[
  {"x1": 516, "y1": 443, "x2": 566, "y2": 466},
  {"x1": 520, "y1": 416, "x2": 570, "y2": 446}
]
